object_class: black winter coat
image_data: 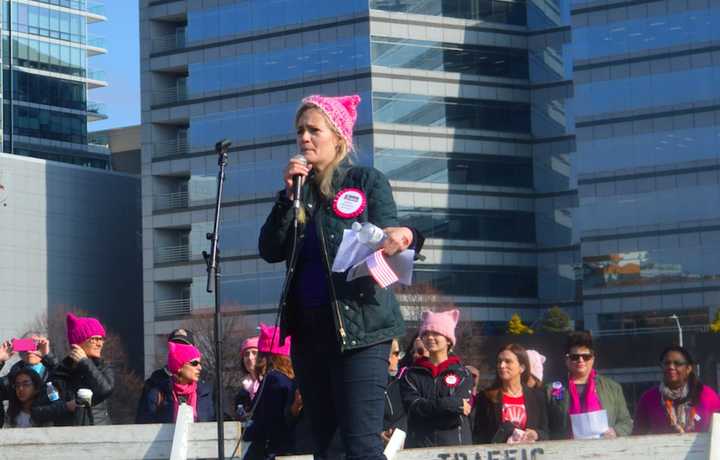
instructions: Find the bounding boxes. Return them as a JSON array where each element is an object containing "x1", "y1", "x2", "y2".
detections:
[
  {"x1": 384, "y1": 374, "x2": 407, "y2": 433},
  {"x1": 259, "y1": 164, "x2": 424, "y2": 352},
  {"x1": 0, "y1": 354, "x2": 60, "y2": 427},
  {"x1": 135, "y1": 370, "x2": 215, "y2": 424},
  {"x1": 473, "y1": 386, "x2": 549, "y2": 444},
  {"x1": 400, "y1": 356, "x2": 474, "y2": 448},
  {"x1": 43, "y1": 357, "x2": 114, "y2": 426},
  {"x1": 243, "y1": 369, "x2": 296, "y2": 457}
]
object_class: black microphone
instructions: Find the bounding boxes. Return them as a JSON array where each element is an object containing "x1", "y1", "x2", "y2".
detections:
[{"x1": 291, "y1": 154, "x2": 308, "y2": 211}]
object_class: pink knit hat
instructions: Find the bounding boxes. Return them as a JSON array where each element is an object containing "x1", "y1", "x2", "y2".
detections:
[
  {"x1": 419, "y1": 309, "x2": 460, "y2": 346},
  {"x1": 66, "y1": 313, "x2": 106, "y2": 346},
  {"x1": 257, "y1": 323, "x2": 291, "y2": 357},
  {"x1": 241, "y1": 336, "x2": 259, "y2": 354},
  {"x1": 167, "y1": 341, "x2": 202, "y2": 374},
  {"x1": 526, "y1": 349, "x2": 546, "y2": 382},
  {"x1": 300, "y1": 94, "x2": 361, "y2": 150}
]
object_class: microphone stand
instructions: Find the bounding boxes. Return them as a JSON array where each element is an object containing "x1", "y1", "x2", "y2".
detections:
[{"x1": 202, "y1": 139, "x2": 231, "y2": 460}]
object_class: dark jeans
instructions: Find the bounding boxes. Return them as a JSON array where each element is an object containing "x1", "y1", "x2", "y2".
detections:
[{"x1": 291, "y1": 307, "x2": 390, "y2": 460}]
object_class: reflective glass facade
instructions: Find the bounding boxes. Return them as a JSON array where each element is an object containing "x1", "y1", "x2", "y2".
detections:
[
  {"x1": 2, "y1": 0, "x2": 108, "y2": 168},
  {"x1": 572, "y1": 0, "x2": 720, "y2": 330},
  {"x1": 142, "y1": 0, "x2": 576, "y2": 369}
]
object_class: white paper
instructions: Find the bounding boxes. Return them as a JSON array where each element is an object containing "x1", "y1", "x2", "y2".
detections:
[
  {"x1": 333, "y1": 228, "x2": 415, "y2": 287},
  {"x1": 332, "y1": 229, "x2": 374, "y2": 273},
  {"x1": 570, "y1": 409, "x2": 609, "y2": 439},
  {"x1": 383, "y1": 428, "x2": 406, "y2": 460}
]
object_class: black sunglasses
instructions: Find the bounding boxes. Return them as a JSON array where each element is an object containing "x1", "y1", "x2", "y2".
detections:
[
  {"x1": 188, "y1": 360, "x2": 201, "y2": 367},
  {"x1": 567, "y1": 353, "x2": 594, "y2": 362}
]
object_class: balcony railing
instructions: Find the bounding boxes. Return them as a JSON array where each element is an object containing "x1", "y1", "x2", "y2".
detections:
[
  {"x1": 87, "y1": 35, "x2": 106, "y2": 49},
  {"x1": 155, "y1": 244, "x2": 190, "y2": 264},
  {"x1": 155, "y1": 298, "x2": 191, "y2": 318},
  {"x1": 154, "y1": 190, "x2": 189, "y2": 210},
  {"x1": 152, "y1": 28, "x2": 186, "y2": 53},
  {"x1": 87, "y1": 0, "x2": 105, "y2": 16},
  {"x1": 153, "y1": 84, "x2": 187, "y2": 106},
  {"x1": 87, "y1": 68, "x2": 106, "y2": 81},
  {"x1": 153, "y1": 138, "x2": 189, "y2": 159}
]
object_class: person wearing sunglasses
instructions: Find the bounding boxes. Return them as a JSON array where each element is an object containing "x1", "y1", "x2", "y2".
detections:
[
  {"x1": 634, "y1": 346, "x2": 720, "y2": 435},
  {"x1": 547, "y1": 331, "x2": 632, "y2": 439},
  {"x1": 136, "y1": 340, "x2": 214, "y2": 424},
  {"x1": 40, "y1": 313, "x2": 115, "y2": 426}
]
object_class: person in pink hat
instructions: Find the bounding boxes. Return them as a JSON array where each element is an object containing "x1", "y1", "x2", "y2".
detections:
[
  {"x1": 39, "y1": 313, "x2": 114, "y2": 426},
  {"x1": 259, "y1": 94, "x2": 425, "y2": 460},
  {"x1": 400, "y1": 309, "x2": 474, "y2": 447},
  {"x1": 242, "y1": 323, "x2": 300, "y2": 459},
  {"x1": 233, "y1": 335, "x2": 260, "y2": 420},
  {"x1": 136, "y1": 341, "x2": 215, "y2": 423}
]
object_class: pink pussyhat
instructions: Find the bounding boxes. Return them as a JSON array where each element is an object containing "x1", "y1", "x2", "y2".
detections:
[
  {"x1": 66, "y1": 313, "x2": 106, "y2": 346},
  {"x1": 526, "y1": 349, "x2": 546, "y2": 382},
  {"x1": 241, "y1": 336, "x2": 259, "y2": 355},
  {"x1": 167, "y1": 341, "x2": 202, "y2": 374},
  {"x1": 300, "y1": 94, "x2": 361, "y2": 151},
  {"x1": 257, "y1": 323, "x2": 291, "y2": 357},
  {"x1": 419, "y1": 309, "x2": 460, "y2": 346}
]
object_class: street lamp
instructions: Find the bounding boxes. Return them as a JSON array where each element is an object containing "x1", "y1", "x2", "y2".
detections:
[{"x1": 669, "y1": 314, "x2": 683, "y2": 347}]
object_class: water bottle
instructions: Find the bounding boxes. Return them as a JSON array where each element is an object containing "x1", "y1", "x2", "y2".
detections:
[
  {"x1": 352, "y1": 221, "x2": 386, "y2": 248},
  {"x1": 46, "y1": 382, "x2": 59, "y2": 402}
]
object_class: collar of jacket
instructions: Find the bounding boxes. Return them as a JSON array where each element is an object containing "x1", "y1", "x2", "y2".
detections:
[{"x1": 413, "y1": 355, "x2": 463, "y2": 378}]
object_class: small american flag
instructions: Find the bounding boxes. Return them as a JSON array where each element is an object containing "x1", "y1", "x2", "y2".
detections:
[{"x1": 367, "y1": 250, "x2": 399, "y2": 288}]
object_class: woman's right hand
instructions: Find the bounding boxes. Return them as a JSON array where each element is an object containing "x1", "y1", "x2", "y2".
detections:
[{"x1": 283, "y1": 156, "x2": 312, "y2": 199}]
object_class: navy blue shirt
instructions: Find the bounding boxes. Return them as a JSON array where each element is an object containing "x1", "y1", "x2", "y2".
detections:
[{"x1": 291, "y1": 221, "x2": 330, "y2": 308}]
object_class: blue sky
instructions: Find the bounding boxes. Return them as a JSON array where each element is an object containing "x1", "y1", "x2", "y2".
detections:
[{"x1": 88, "y1": 1, "x2": 140, "y2": 131}]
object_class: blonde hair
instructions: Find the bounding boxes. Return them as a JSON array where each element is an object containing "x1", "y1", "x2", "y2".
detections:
[{"x1": 295, "y1": 104, "x2": 352, "y2": 200}]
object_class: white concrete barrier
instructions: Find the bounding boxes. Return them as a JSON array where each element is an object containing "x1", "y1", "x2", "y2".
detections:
[
  {"x1": 0, "y1": 422, "x2": 242, "y2": 460},
  {"x1": 281, "y1": 433, "x2": 710, "y2": 460}
]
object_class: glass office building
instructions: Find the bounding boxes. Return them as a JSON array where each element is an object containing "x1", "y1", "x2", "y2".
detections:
[
  {"x1": 140, "y1": 0, "x2": 577, "y2": 372},
  {"x1": 2, "y1": 0, "x2": 109, "y2": 168},
  {"x1": 572, "y1": 0, "x2": 720, "y2": 333}
]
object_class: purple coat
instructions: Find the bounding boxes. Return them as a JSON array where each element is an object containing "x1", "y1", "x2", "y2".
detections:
[{"x1": 633, "y1": 384, "x2": 720, "y2": 435}]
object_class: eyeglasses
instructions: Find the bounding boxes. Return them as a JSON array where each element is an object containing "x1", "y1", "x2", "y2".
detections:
[
  {"x1": 662, "y1": 360, "x2": 688, "y2": 368},
  {"x1": 188, "y1": 360, "x2": 201, "y2": 367},
  {"x1": 567, "y1": 353, "x2": 594, "y2": 362},
  {"x1": 88, "y1": 337, "x2": 105, "y2": 344},
  {"x1": 390, "y1": 351, "x2": 400, "y2": 357},
  {"x1": 13, "y1": 381, "x2": 34, "y2": 389}
]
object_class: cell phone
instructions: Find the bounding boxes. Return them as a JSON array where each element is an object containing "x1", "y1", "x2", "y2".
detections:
[{"x1": 12, "y1": 338, "x2": 37, "y2": 352}]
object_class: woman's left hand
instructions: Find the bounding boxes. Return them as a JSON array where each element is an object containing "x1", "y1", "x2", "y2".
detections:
[
  {"x1": 523, "y1": 429, "x2": 539, "y2": 442},
  {"x1": 381, "y1": 227, "x2": 413, "y2": 256},
  {"x1": 68, "y1": 344, "x2": 87, "y2": 363}
]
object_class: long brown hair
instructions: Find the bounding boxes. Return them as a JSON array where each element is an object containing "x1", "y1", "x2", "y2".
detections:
[
  {"x1": 295, "y1": 104, "x2": 351, "y2": 200},
  {"x1": 491, "y1": 343, "x2": 531, "y2": 389},
  {"x1": 256, "y1": 351, "x2": 294, "y2": 380}
]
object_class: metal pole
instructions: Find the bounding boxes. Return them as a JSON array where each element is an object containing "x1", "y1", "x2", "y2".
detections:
[
  {"x1": 203, "y1": 139, "x2": 231, "y2": 460},
  {"x1": 670, "y1": 314, "x2": 683, "y2": 347}
]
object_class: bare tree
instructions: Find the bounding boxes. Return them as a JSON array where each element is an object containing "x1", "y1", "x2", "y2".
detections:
[{"x1": 23, "y1": 306, "x2": 144, "y2": 424}]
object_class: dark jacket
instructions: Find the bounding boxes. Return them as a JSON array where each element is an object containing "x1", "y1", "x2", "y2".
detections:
[
  {"x1": 135, "y1": 370, "x2": 215, "y2": 424},
  {"x1": 384, "y1": 374, "x2": 407, "y2": 433},
  {"x1": 243, "y1": 369, "x2": 296, "y2": 457},
  {"x1": 473, "y1": 386, "x2": 549, "y2": 444},
  {"x1": 546, "y1": 374, "x2": 633, "y2": 439},
  {"x1": 0, "y1": 354, "x2": 60, "y2": 427},
  {"x1": 259, "y1": 164, "x2": 424, "y2": 352},
  {"x1": 44, "y1": 356, "x2": 114, "y2": 426},
  {"x1": 400, "y1": 356, "x2": 474, "y2": 447}
]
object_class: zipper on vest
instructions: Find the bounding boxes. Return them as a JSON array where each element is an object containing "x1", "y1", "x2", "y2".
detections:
[{"x1": 316, "y1": 211, "x2": 348, "y2": 349}]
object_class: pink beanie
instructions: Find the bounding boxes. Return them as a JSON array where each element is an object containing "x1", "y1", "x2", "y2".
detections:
[
  {"x1": 66, "y1": 313, "x2": 106, "y2": 346},
  {"x1": 257, "y1": 323, "x2": 291, "y2": 357},
  {"x1": 167, "y1": 341, "x2": 202, "y2": 374},
  {"x1": 300, "y1": 94, "x2": 361, "y2": 150},
  {"x1": 526, "y1": 349, "x2": 546, "y2": 382},
  {"x1": 419, "y1": 309, "x2": 460, "y2": 346},
  {"x1": 241, "y1": 336, "x2": 259, "y2": 354}
]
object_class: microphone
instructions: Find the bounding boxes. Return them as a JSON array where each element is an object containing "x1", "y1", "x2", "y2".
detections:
[{"x1": 291, "y1": 154, "x2": 308, "y2": 211}]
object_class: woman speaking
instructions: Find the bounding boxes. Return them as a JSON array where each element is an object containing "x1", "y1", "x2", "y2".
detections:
[{"x1": 259, "y1": 94, "x2": 421, "y2": 459}]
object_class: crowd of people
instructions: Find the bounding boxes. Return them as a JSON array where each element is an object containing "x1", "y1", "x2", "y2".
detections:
[
  {"x1": 1, "y1": 310, "x2": 719, "y2": 459},
  {"x1": 2, "y1": 93, "x2": 720, "y2": 460}
]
